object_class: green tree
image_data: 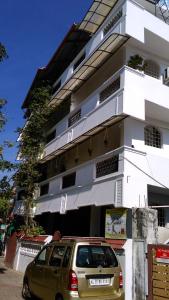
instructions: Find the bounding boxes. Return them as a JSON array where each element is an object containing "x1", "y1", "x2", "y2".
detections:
[
  {"x1": 0, "y1": 44, "x2": 15, "y2": 219},
  {"x1": 15, "y1": 85, "x2": 53, "y2": 230}
]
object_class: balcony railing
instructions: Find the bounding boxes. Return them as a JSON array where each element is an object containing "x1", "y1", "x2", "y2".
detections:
[
  {"x1": 39, "y1": 147, "x2": 124, "y2": 198},
  {"x1": 50, "y1": 3, "x2": 125, "y2": 102},
  {"x1": 44, "y1": 68, "x2": 124, "y2": 158}
]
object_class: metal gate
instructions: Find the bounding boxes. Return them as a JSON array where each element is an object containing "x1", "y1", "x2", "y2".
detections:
[{"x1": 148, "y1": 244, "x2": 169, "y2": 300}]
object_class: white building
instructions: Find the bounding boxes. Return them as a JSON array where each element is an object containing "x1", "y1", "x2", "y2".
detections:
[{"x1": 14, "y1": 0, "x2": 169, "y2": 297}]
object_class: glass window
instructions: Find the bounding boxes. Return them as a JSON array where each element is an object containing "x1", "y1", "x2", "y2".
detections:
[
  {"x1": 62, "y1": 247, "x2": 72, "y2": 267},
  {"x1": 76, "y1": 246, "x2": 118, "y2": 268},
  {"x1": 49, "y1": 246, "x2": 65, "y2": 267},
  {"x1": 36, "y1": 247, "x2": 51, "y2": 265},
  {"x1": 144, "y1": 125, "x2": 161, "y2": 148}
]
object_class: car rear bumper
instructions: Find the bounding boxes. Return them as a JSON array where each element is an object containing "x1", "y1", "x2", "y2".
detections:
[{"x1": 64, "y1": 290, "x2": 124, "y2": 300}]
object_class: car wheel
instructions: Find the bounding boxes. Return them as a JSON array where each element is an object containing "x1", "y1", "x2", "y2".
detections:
[
  {"x1": 55, "y1": 294, "x2": 63, "y2": 300},
  {"x1": 22, "y1": 279, "x2": 32, "y2": 299}
]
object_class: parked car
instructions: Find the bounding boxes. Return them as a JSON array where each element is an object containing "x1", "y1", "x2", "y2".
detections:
[{"x1": 22, "y1": 236, "x2": 124, "y2": 300}]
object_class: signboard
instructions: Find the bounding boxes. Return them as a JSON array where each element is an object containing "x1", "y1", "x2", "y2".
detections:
[
  {"x1": 105, "y1": 208, "x2": 127, "y2": 239},
  {"x1": 155, "y1": 248, "x2": 169, "y2": 264}
]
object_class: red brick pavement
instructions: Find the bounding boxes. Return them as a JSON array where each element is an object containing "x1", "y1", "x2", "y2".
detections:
[{"x1": 0, "y1": 257, "x2": 23, "y2": 300}]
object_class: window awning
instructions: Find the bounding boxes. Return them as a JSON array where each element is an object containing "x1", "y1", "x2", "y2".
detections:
[
  {"x1": 50, "y1": 33, "x2": 129, "y2": 106},
  {"x1": 40, "y1": 114, "x2": 128, "y2": 163},
  {"x1": 79, "y1": 0, "x2": 118, "y2": 34},
  {"x1": 35, "y1": 175, "x2": 121, "y2": 215}
]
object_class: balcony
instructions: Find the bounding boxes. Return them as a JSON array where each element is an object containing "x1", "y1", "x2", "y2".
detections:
[
  {"x1": 43, "y1": 68, "x2": 125, "y2": 160},
  {"x1": 50, "y1": 4, "x2": 127, "y2": 106},
  {"x1": 43, "y1": 64, "x2": 169, "y2": 161},
  {"x1": 36, "y1": 147, "x2": 124, "y2": 215},
  {"x1": 125, "y1": 0, "x2": 169, "y2": 60},
  {"x1": 123, "y1": 66, "x2": 169, "y2": 121}
]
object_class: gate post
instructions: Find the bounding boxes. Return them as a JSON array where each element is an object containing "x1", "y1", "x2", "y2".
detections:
[{"x1": 132, "y1": 208, "x2": 158, "y2": 300}]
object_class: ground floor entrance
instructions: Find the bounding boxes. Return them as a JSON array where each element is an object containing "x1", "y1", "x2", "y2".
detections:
[{"x1": 35, "y1": 205, "x2": 113, "y2": 237}]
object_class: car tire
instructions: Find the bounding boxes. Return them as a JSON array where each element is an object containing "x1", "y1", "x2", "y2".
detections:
[
  {"x1": 22, "y1": 278, "x2": 32, "y2": 299},
  {"x1": 55, "y1": 294, "x2": 63, "y2": 300}
]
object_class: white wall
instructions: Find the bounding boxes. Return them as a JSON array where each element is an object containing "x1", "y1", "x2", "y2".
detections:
[{"x1": 123, "y1": 117, "x2": 169, "y2": 207}]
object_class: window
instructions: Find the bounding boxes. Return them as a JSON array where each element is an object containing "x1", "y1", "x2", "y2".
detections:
[
  {"x1": 100, "y1": 78, "x2": 120, "y2": 103},
  {"x1": 104, "y1": 10, "x2": 122, "y2": 36},
  {"x1": 62, "y1": 172, "x2": 76, "y2": 189},
  {"x1": 76, "y1": 246, "x2": 118, "y2": 268},
  {"x1": 144, "y1": 125, "x2": 161, "y2": 148},
  {"x1": 68, "y1": 110, "x2": 81, "y2": 127},
  {"x1": 40, "y1": 183, "x2": 49, "y2": 196},
  {"x1": 46, "y1": 129, "x2": 56, "y2": 144},
  {"x1": 144, "y1": 60, "x2": 160, "y2": 79},
  {"x1": 49, "y1": 246, "x2": 65, "y2": 267},
  {"x1": 62, "y1": 247, "x2": 72, "y2": 267},
  {"x1": 96, "y1": 155, "x2": 119, "y2": 178},
  {"x1": 53, "y1": 80, "x2": 61, "y2": 95},
  {"x1": 157, "y1": 208, "x2": 165, "y2": 227},
  {"x1": 35, "y1": 247, "x2": 51, "y2": 265},
  {"x1": 17, "y1": 190, "x2": 26, "y2": 201},
  {"x1": 74, "y1": 53, "x2": 86, "y2": 70}
]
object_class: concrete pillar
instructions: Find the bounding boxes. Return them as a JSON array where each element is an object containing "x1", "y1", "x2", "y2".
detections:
[{"x1": 132, "y1": 208, "x2": 158, "y2": 300}]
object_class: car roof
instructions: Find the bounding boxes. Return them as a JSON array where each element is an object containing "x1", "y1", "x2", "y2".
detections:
[{"x1": 50, "y1": 236, "x2": 110, "y2": 246}]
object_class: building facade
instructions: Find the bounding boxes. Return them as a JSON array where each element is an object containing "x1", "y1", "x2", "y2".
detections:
[
  {"x1": 13, "y1": 1, "x2": 169, "y2": 298},
  {"x1": 15, "y1": 0, "x2": 169, "y2": 239}
]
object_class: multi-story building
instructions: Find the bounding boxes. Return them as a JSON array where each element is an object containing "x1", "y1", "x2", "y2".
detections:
[
  {"x1": 14, "y1": 0, "x2": 169, "y2": 297},
  {"x1": 15, "y1": 0, "x2": 169, "y2": 236}
]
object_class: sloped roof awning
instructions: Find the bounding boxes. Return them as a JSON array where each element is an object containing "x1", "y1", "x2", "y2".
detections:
[
  {"x1": 79, "y1": 0, "x2": 118, "y2": 34},
  {"x1": 50, "y1": 33, "x2": 129, "y2": 106},
  {"x1": 40, "y1": 114, "x2": 128, "y2": 163},
  {"x1": 22, "y1": 25, "x2": 91, "y2": 109}
]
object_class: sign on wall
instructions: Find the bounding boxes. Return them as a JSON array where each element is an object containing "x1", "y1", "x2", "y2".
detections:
[
  {"x1": 155, "y1": 248, "x2": 169, "y2": 264},
  {"x1": 105, "y1": 208, "x2": 127, "y2": 239}
]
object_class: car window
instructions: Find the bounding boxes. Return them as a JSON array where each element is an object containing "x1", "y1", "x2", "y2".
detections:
[
  {"x1": 49, "y1": 245, "x2": 65, "y2": 267},
  {"x1": 36, "y1": 246, "x2": 51, "y2": 265},
  {"x1": 62, "y1": 247, "x2": 72, "y2": 267},
  {"x1": 76, "y1": 245, "x2": 118, "y2": 268}
]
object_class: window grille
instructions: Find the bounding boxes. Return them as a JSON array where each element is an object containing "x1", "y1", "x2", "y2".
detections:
[
  {"x1": 157, "y1": 208, "x2": 165, "y2": 227},
  {"x1": 40, "y1": 183, "x2": 49, "y2": 196},
  {"x1": 144, "y1": 125, "x2": 161, "y2": 148},
  {"x1": 96, "y1": 155, "x2": 119, "y2": 178},
  {"x1": 74, "y1": 53, "x2": 86, "y2": 70},
  {"x1": 62, "y1": 172, "x2": 76, "y2": 189},
  {"x1": 68, "y1": 110, "x2": 81, "y2": 127},
  {"x1": 100, "y1": 78, "x2": 120, "y2": 103},
  {"x1": 144, "y1": 60, "x2": 160, "y2": 79},
  {"x1": 104, "y1": 10, "x2": 123, "y2": 36}
]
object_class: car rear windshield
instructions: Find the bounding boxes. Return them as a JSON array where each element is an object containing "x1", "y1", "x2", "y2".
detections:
[{"x1": 76, "y1": 245, "x2": 118, "y2": 268}]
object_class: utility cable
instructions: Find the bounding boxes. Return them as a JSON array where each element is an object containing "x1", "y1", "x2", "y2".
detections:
[{"x1": 120, "y1": 155, "x2": 169, "y2": 190}]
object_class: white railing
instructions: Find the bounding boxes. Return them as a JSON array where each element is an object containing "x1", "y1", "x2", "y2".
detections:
[
  {"x1": 39, "y1": 147, "x2": 125, "y2": 199},
  {"x1": 44, "y1": 68, "x2": 124, "y2": 157},
  {"x1": 51, "y1": 3, "x2": 125, "y2": 99}
]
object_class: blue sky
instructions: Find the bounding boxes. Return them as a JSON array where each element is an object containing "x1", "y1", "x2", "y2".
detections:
[{"x1": 0, "y1": 0, "x2": 92, "y2": 165}]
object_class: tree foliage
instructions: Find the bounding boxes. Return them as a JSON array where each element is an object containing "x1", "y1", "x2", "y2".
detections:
[
  {"x1": 0, "y1": 45, "x2": 15, "y2": 219},
  {"x1": 15, "y1": 85, "x2": 53, "y2": 228},
  {"x1": 0, "y1": 43, "x2": 8, "y2": 62}
]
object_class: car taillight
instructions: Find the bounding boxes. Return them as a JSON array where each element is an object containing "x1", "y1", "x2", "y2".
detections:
[
  {"x1": 119, "y1": 271, "x2": 123, "y2": 288},
  {"x1": 68, "y1": 270, "x2": 78, "y2": 291}
]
